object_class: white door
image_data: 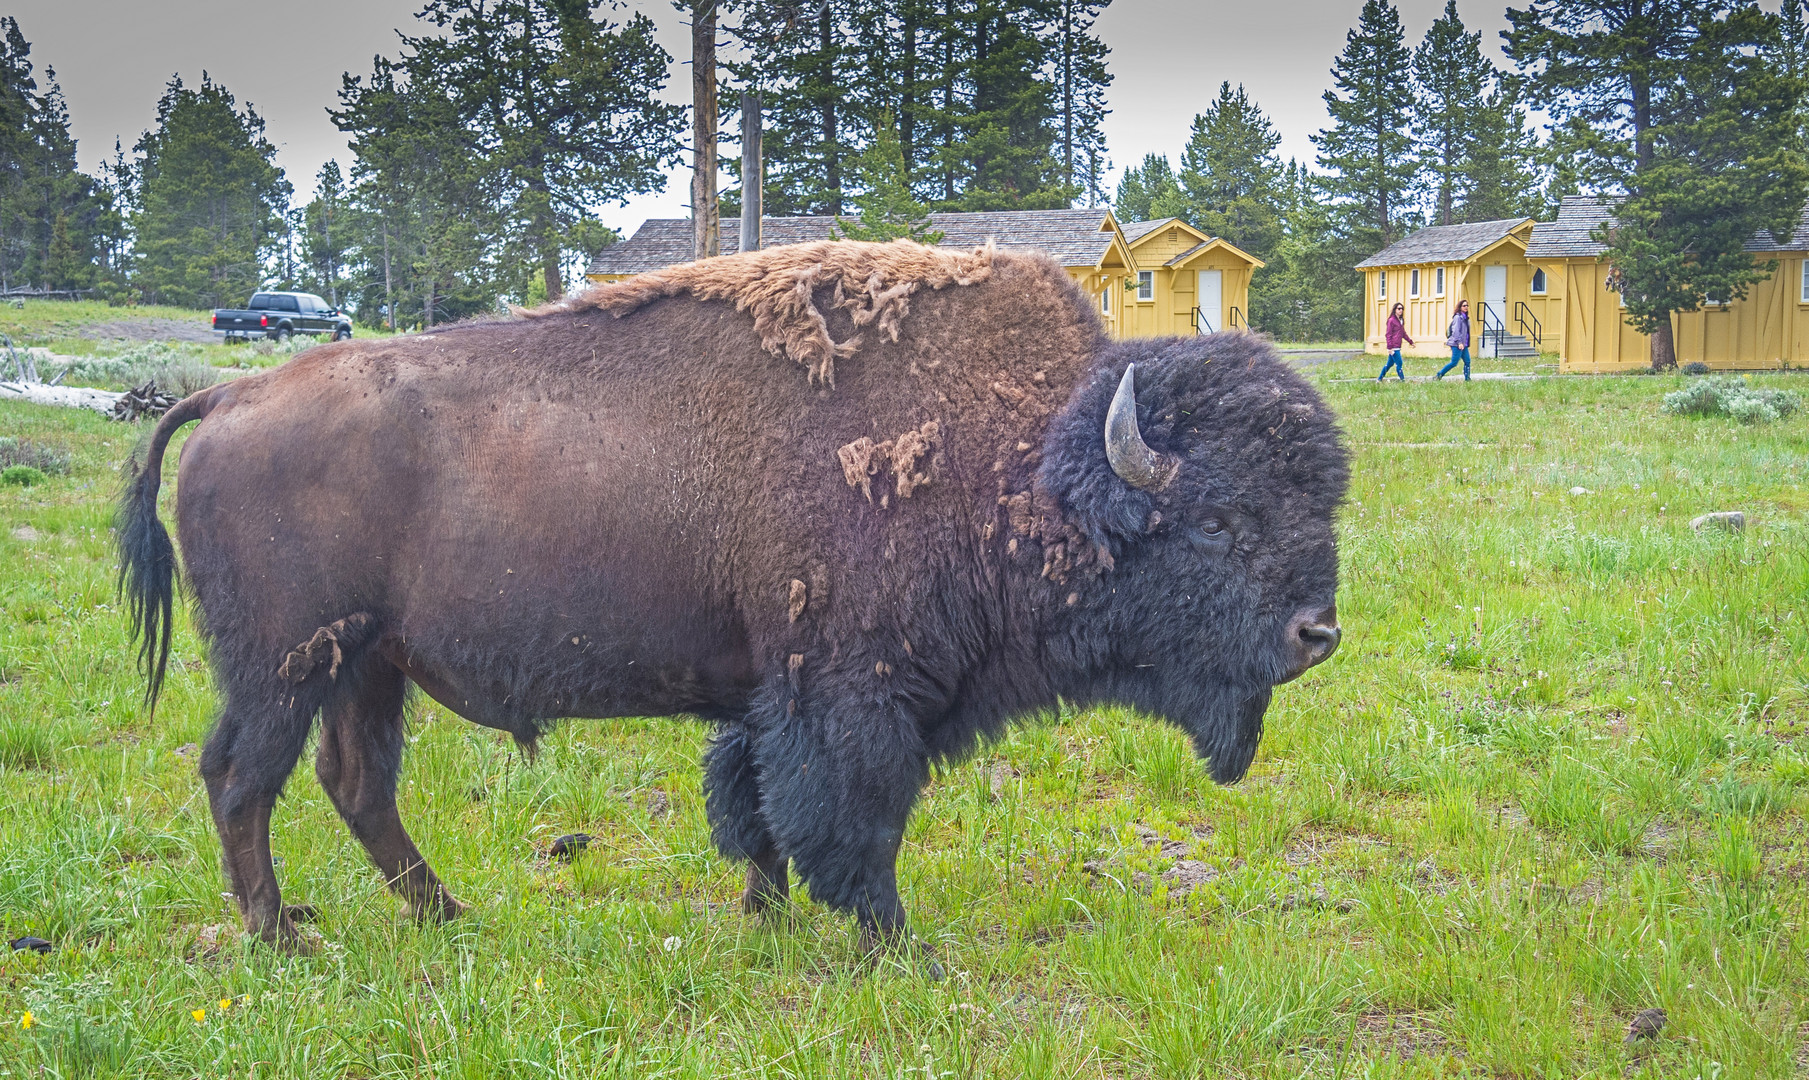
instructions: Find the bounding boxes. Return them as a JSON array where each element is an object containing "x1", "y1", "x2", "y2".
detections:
[
  {"x1": 1483, "y1": 264, "x2": 1508, "y2": 357},
  {"x1": 1196, "y1": 270, "x2": 1222, "y2": 334}
]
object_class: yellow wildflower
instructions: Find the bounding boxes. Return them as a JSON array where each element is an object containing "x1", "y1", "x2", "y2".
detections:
[
  {"x1": 219, "y1": 998, "x2": 232, "y2": 1010},
  {"x1": 191, "y1": 1008, "x2": 205, "y2": 1023},
  {"x1": 19, "y1": 1011, "x2": 32, "y2": 1029},
  {"x1": 534, "y1": 976, "x2": 543, "y2": 992}
]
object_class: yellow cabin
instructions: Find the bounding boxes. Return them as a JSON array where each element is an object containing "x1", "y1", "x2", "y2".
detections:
[
  {"x1": 585, "y1": 210, "x2": 1254, "y2": 342},
  {"x1": 1526, "y1": 195, "x2": 1809, "y2": 372},
  {"x1": 1118, "y1": 218, "x2": 1262, "y2": 337},
  {"x1": 1356, "y1": 218, "x2": 1553, "y2": 359}
]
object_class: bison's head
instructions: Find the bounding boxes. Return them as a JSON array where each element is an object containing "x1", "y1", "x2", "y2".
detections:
[{"x1": 1037, "y1": 333, "x2": 1349, "y2": 783}]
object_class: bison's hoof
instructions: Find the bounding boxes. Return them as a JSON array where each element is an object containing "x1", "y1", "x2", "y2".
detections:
[
  {"x1": 740, "y1": 866, "x2": 790, "y2": 916},
  {"x1": 404, "y1": 892, "x2": 467, "y2": 924}
]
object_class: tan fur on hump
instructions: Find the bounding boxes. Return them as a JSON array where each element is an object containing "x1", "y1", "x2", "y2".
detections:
[{"x1": 526, "y1": 238, "x2": 995, "y2": 385}]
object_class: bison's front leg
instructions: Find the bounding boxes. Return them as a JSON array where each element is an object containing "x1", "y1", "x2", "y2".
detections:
[
  {"x1": 704, "y1": 725, "x2": 791, "y2": 915},
  {"x1": 747, "y1": 682, "x2": 928, "y2": 958}
]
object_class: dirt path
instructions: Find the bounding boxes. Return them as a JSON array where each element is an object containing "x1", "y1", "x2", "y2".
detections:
[{"x1": 73, "y1": 317, "x2": 215, "y2": 344}]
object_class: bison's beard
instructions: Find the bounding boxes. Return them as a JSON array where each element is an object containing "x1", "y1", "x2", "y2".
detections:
[{"x1": 1190, "y1": 687, "x2": 1272, "y2": 783}]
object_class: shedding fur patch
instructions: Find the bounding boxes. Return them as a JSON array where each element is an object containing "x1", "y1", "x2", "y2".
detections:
[
  {"x1": 277, "y1": 613, "x2": 374, "y2": 683},
  {"x1": 837, "y1": 421, "x2": 941, "y2": 504},
  {"x1": 526, "y1": 240, "x2": 994, "y2": 385}
]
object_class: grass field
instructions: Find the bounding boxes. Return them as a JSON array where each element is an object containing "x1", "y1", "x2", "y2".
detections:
[{"x1": 0, "y1": 352, "x2": 1805, "y2": 1078}]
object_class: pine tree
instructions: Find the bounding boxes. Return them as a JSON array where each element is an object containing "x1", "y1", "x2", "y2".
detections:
[
  {"x1": 1508, "y1": 0, "x2": 1809, "y2": 369},
  {"x1": 0, "y1": 18, "x2": 104, "y2": 294},
  {"x1": 1050, "y1": 0, "x2": 1112, "y2": 204},
  {"x1": 1113, "y1": 153, "x2": 1185, "y2": 223},
  {"x1": 1180, "y1": 82, "x2": 1285, "y2": 258},
  {"x1": 301, "y1": 160, "x2": 350, "y2": 304},
  {"x1": 1768, "y1": 0, "x2": 1809, "y2": 143},
  {"x1": 831, "y1": 114, "x2": 943, "y2": 241},
  {"x1": 1249, "y1": 161, "x2": 1365, "y2": 341},
  {"x1": 132, "y1": 73, "x2": 291, "y2": 309},
  {"x1": 1313, "y1": 0, "x2": 1416, "y2": 251},
  {"x1": 1411, "y1": 0, "x2": 1487, "y2": 225}
]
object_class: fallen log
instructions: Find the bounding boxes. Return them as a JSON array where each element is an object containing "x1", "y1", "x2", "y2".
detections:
[{"x1": 0, "y1": 380, "x2": 121, "y2": 416}]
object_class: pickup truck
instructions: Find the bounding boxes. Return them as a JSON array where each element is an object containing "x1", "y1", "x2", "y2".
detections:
[{"x1": 212, "y1": 292, "x2": 353, "y2": 343}]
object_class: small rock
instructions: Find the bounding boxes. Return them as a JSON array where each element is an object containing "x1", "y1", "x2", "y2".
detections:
[
  {"x1": 1569, "y1": 486, "x2": 1591, "y2": 496},
  {"x1": 1161, "y1": 860, "x2": 1219, "y2": 893},
  {"x1": 193, "y1": 923, "x2": 238, "y2": 958},
  {"x1": 645, "y1": 789, "x2": 670, "y2": 818},
  {"x1": 173, "y1": 742, "x2": 198, "y2": 758},
  {"x1": 10, "y1": 526, "x2": 39, "y2": 542},
  {"x1": 8, "y1": 935, "x2": 50, "y2": 954},
  {"x1": 1625, "y1": 1006, "x2": 1666, "y2": 1044},
  {"x1": 1689, "y1": 511, "x2": 1744, "y2": 533},
  {"x1": 548, "y1": 833, "x2": 591, "y2": 862},
  {"x1": 988, "y1": 761, "x2": 1017, "y2": 799}
]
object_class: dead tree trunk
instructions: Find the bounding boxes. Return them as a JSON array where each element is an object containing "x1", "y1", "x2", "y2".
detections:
[{"x1": 692, "y1": 0, "x2": 720, "y2": 261}]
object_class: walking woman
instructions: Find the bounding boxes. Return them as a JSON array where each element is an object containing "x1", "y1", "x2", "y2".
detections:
[
  {"x1": 1379, "y1": 302, "x2": 1412, "y2": 381},
  {"x1": 1438, "y1": 299, "x2": 1471, "y2": 381}
]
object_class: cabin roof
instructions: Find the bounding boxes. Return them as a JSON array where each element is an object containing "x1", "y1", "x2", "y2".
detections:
[
  {"x1": 1354, "y1": 218, "x2": 1533, "y2": 269},
  {"x1": 1525, "y1": 194, "x2": 1809, "y2": 258},
  {"x1": 586, "y1": 209, "x2": 1127, "y2": 277}
]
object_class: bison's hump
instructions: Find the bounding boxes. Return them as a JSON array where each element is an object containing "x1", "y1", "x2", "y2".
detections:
[{"x1": 522, "y1": 239, "x2": 999, "y2": 386}]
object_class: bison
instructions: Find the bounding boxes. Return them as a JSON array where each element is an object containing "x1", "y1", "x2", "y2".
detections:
[{"x1": 119, "y1": 240, "x2": 1347, "y2": 956}]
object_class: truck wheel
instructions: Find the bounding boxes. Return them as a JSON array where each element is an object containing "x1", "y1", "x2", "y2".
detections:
[
  {"x1": 333, "y1": 326, "x2": 352, "y2": 341},
  {"x1": 274, "y1": 327, "x2": 292, "y2": 342}
]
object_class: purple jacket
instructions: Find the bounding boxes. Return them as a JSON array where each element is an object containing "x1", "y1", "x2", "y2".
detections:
[
  {"x1": 1446, "y1": 309, "x2": 1470, "y2": 348},
  {"x1": 1385, "y1": 313, "x2": 1408, "y2": 350}
]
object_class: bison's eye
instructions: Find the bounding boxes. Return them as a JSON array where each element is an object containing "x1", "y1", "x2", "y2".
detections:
[{"x1": 1189, "y1": 517, "x2": 1231, "y2": 554}]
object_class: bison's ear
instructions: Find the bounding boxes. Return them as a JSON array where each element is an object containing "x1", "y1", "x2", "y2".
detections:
[{"x1": 1038, "y1": 363, "x2": 1170, "y2": 552}]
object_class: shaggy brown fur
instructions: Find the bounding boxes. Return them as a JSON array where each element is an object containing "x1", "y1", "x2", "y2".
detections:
[{"x1": 529, "y1": 239, "x2": 995, "y2": 385}]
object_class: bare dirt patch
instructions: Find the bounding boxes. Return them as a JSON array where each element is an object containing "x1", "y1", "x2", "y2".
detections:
[{"x1": 73, "y1": 317, "x2": 215, "y2": 345}]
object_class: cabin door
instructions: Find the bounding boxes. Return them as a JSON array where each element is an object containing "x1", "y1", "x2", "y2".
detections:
[
  {"x1": 1483, "y1": 264, "x2": 1508, "y2": 357},
  {"x1": 1196, "y1": 270, "x2": 1222, "y2": 334}
]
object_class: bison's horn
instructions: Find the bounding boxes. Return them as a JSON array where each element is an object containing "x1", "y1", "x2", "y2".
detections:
[{"x1": 1104, "y1": 364, "x2": 1174, "y2": 490}]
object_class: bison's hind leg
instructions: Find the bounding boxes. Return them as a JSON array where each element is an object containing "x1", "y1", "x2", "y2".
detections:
[
  {"x1": 314, "y1": 649, "x2": 465, "y2": 924},
  {"x1": 199, "y1": 663, "x2": 327, "y2": 951},
  {"x1": 704, "y1": 725, "x2": 790, "y2": 916}
]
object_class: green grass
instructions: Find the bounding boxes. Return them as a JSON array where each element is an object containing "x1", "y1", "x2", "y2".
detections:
[{"x1": 1, "y1": 368, "x2": 1806, "y2": 1078}]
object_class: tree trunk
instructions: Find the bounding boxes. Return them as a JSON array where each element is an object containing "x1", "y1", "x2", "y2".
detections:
[
  {"x1": 819, "y1": 5, "x2": 840, "y2": 216},
  {"x1": 740, "y1": 91, "x2": 762, "y2": 253},
  {"x1": 381, "y1": 223, "x2": 394, "y2": 331},
  {"x1": 542, "y1": 255, "x2": 563, "y2": 302},
  {"x1": 1650, "y1": 315, "x2": 1677, "y2": 371},
  {"x1": 692, "y1": 0, "x2": 720, "y2": 261}
]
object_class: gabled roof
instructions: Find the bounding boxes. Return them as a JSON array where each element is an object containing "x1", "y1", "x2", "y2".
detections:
[
  {"x1": 1165, "y1": 236, "x2": 1265, "y2": 270},
  {"x1": 586, "y1": 209, "x2": 1128, "y2": 277},
  {"x1": 1119, "y1": 217, "x2": 1196, "y2": 246},
  {"x1": 1525, "y1": 194, "x2": 1809, "y2": 258},
  {"x1": 1354, "y1": 217, "x2": 1534, "y2": 269}
]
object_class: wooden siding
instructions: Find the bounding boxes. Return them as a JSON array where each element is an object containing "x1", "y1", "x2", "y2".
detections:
[
  {"x1": 1532, "y1": 256, "x2": 1809, "y2": 372},
  {"x1": 1363, "y1": 240, "x2": 1558, "y2": 358}
]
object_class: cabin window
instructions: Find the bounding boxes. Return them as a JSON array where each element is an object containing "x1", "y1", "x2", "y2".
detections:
[
  {"x1": 1800, "y1": 260, "x2": 1809, "y2": 302},
  {"x1": 1434, "y1": 267, "x2": 1446, "y2": 296},
  {"x1": 1137, "y1": 271, "x2": 1153, "y2": 301},
  {"x1": 1378, "y1": 272, "x2": 1386, "y2": 299},
  {"x1": 1410, "y1": 269, "x2": 1420, "y2": 297},
  {"x1": 1530, "y1": 268, "x2": 1547, "y2": 295},
  {"x1": 1101, "y1": 284, "x2": 1110, "y2": 314}
]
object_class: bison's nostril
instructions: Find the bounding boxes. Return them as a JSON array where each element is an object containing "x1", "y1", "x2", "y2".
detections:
[{"x1": 1298, "y1": 623, "x2": 1341, "y2": 664}]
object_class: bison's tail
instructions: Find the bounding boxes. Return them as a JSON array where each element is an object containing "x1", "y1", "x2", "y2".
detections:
[{"x1": 117, "y1": 385, "x2": 222, "y2": 713}]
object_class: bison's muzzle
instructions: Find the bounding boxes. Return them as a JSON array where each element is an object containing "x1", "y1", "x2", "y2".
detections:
[{"x1": 1280, "y1": 605, "x2": 1342, "y2": 683}]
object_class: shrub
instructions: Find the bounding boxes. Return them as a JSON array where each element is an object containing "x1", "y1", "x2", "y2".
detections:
[
  {"x1": 0, "y1": 437, "x2": 71, "y2": 475},
  {"x1": 1661, "y1": 376, "x2": 1800, "y2": 424},
  {"x1": 52, "y1": 343, "x2": 221, "y2": 395},
  {"x1": 2, "y1": 464, "x2": 48, "y2": 486},
  {"x1": 1682, "y1": 361, "x2": 1710, "y2": 375}
]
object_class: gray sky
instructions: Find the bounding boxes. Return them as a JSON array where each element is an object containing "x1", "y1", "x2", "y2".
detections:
[{"x1": 15, "y1": 0, "x2": 1523, "y2": 236}]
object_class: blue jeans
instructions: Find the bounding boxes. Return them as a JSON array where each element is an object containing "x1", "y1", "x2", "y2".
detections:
[
  {"x1": 1438, "y1": 346, "x2": 1471, "y2": 380},
  {"x1": 1378, "y1": 350, "x2": 1404, "y2": 380}
]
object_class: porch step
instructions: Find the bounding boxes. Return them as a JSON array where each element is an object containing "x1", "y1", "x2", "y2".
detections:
[{"x1": 1495, "y1": 332, "x2": 1541, "y2": 358}]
